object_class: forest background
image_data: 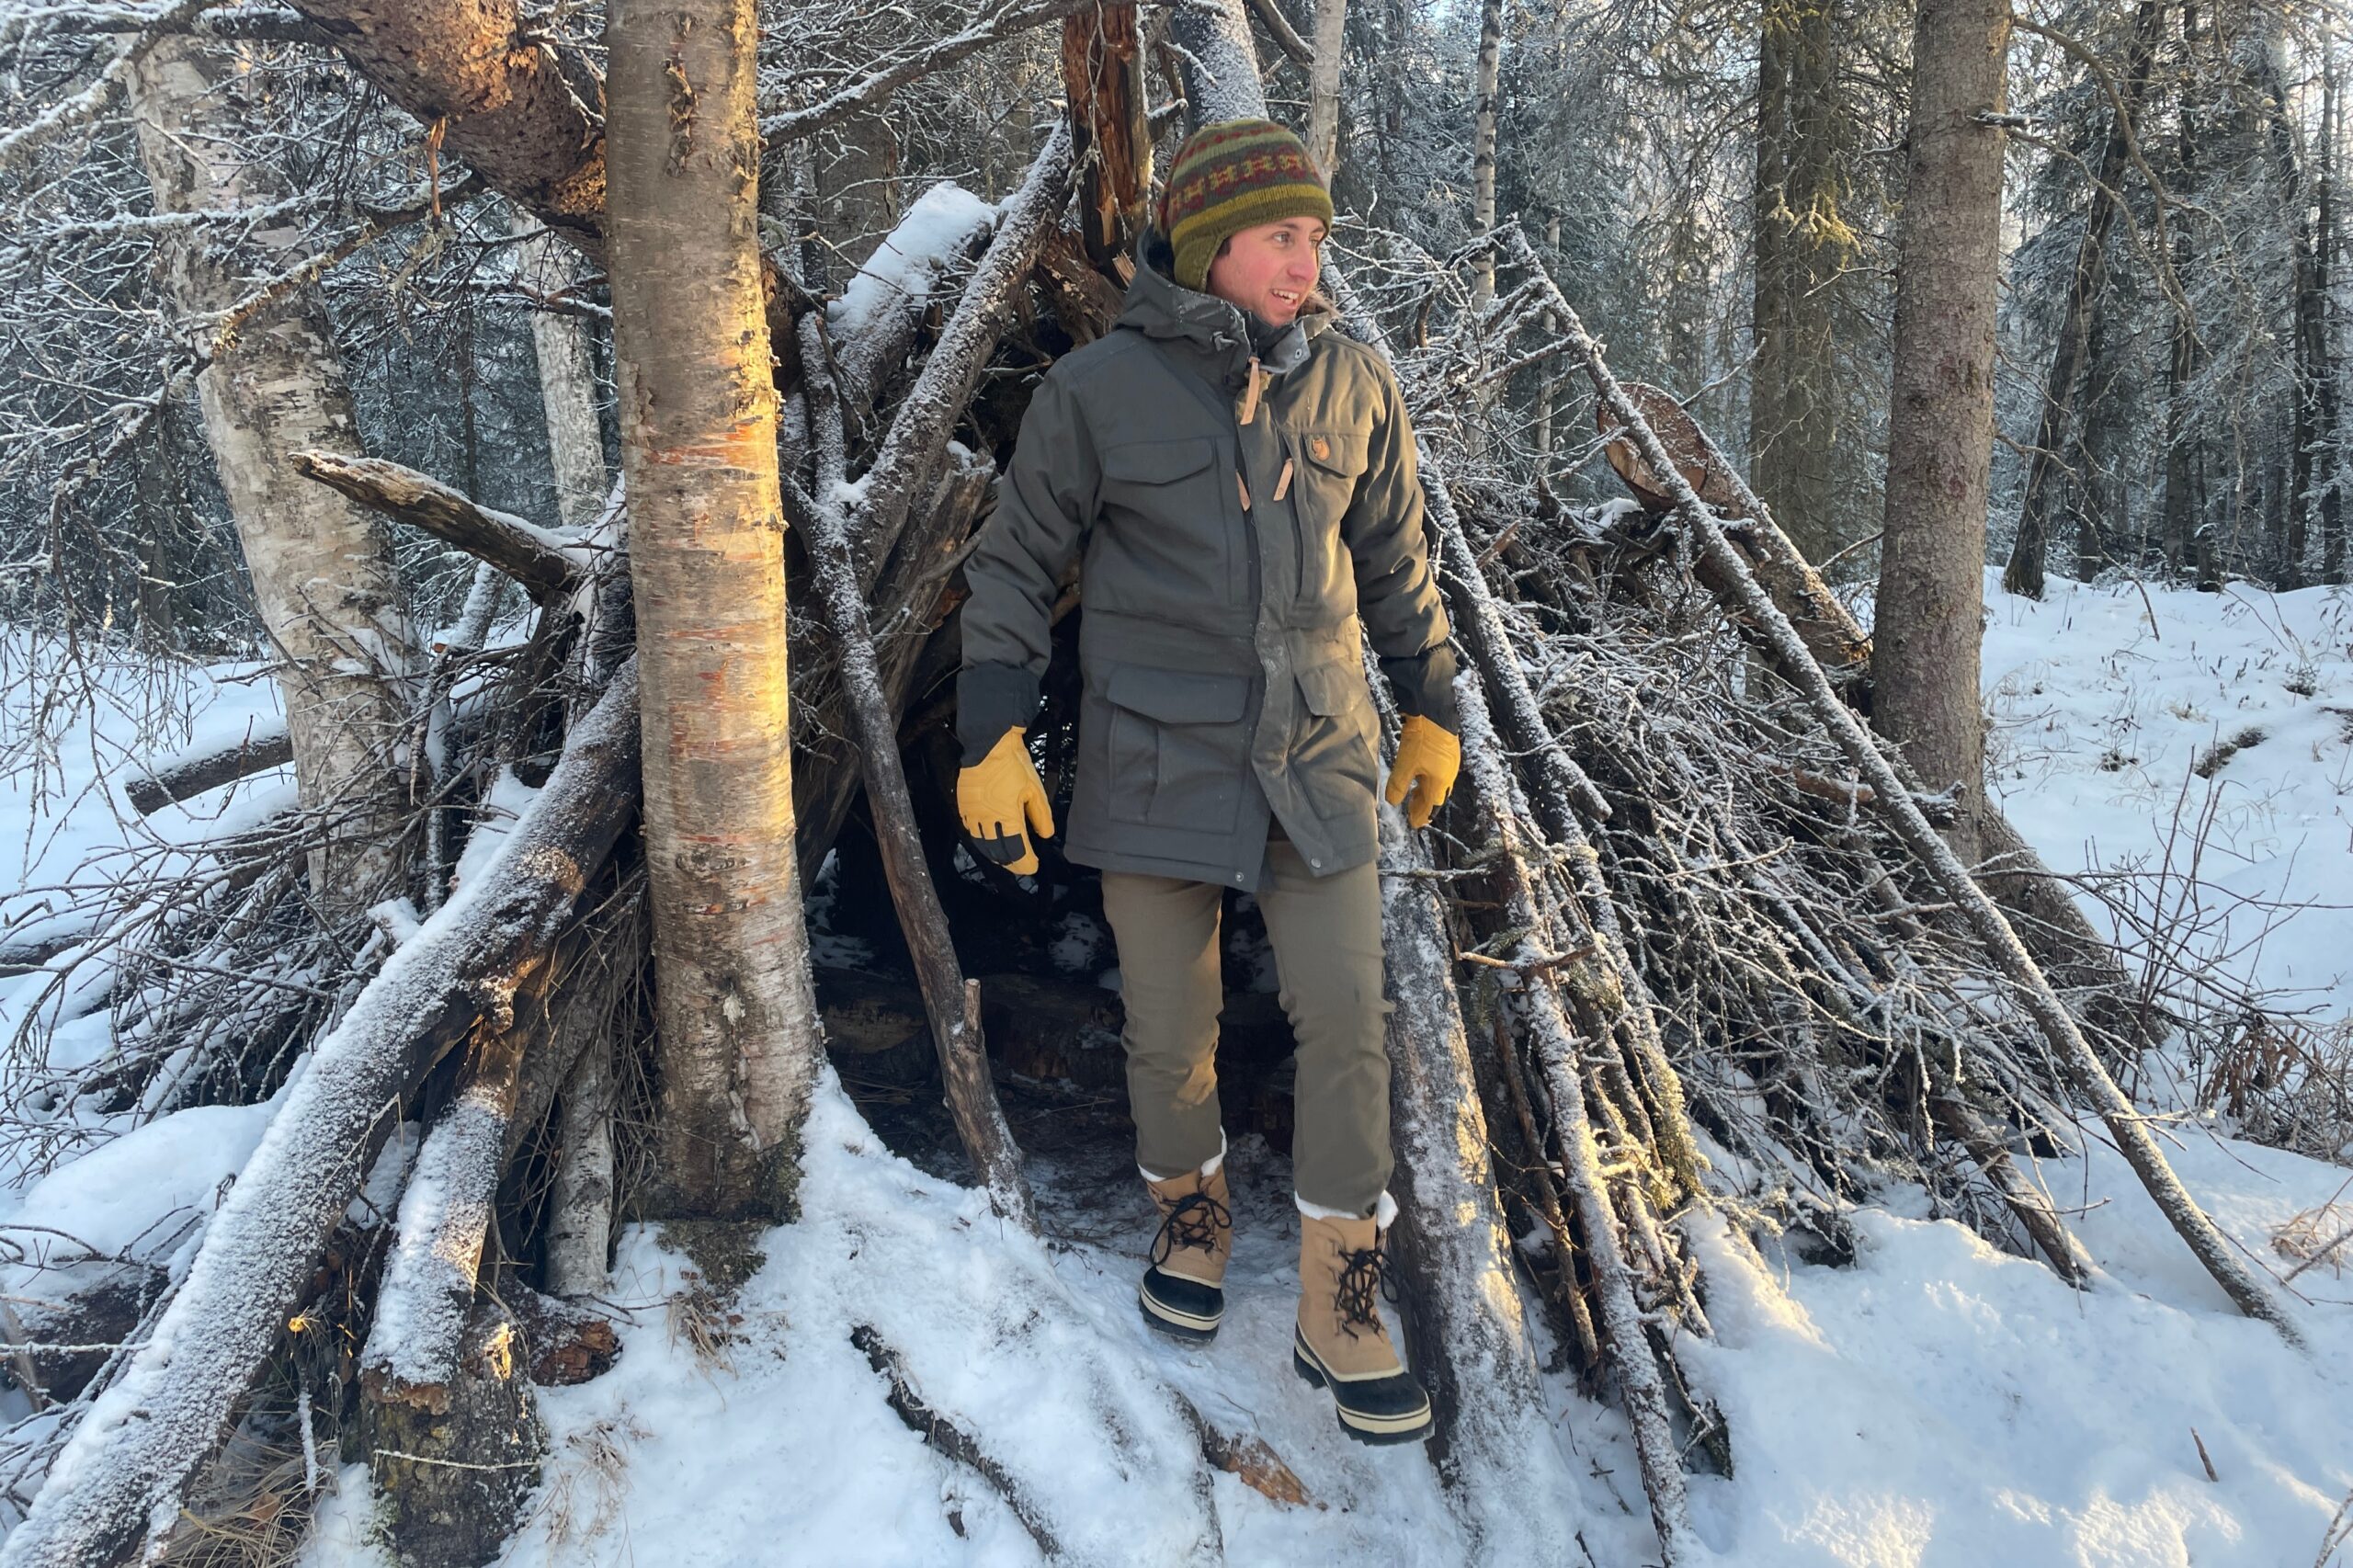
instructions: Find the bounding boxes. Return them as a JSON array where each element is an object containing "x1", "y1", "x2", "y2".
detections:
[{"x1": 0, "y1": 0, "x2": 2349, "y2": 1565}]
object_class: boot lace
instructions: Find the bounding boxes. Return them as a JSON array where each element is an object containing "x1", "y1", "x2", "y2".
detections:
[
  {"x1": 1149, "y1": 1191, "x2": 1231, "y2": 1267},
  {"x1": 1335, "y1": 1240, "x2": 1399, "y2": 1340}
]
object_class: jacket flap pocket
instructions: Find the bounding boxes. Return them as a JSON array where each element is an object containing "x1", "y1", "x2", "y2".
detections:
[
  {"x1": 1105, "y1": 665, "x2": 1249, "y2": 724},
  {"x1": 1294, "y1": 660, "x2": 1365, "y2": 718},
  {"x1": 1297, "y1": 432, "x2": 1370, "y2": 478},
  {"x1": 1101, "y1": 437, "x2": 1216, "y2": 485}
]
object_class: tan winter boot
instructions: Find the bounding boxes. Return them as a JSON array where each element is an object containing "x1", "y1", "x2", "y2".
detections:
[
  {"x1": 1139, "y1": 1163, "x2": 1233, "y2": 1341},
  {"x1": 1292, "y1": 1210, "x2": 1433, "y2": 1444}
]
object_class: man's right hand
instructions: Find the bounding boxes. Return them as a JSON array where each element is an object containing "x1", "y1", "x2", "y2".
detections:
[{"x1": 957, "y1": 728, "x2": 1055, "y2": 876}]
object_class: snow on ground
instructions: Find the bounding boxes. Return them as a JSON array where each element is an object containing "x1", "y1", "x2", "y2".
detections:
[
  {"x1": 1981, "y1": 569, "x2": 2353, "y2": 1020},
  {"x1": 17, "y1": 574, "x2": 2353, "y2": 1565}
]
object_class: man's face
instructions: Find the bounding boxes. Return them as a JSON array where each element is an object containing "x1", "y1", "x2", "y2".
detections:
[{"x1": 1205, "y1": 216, "x2": 1327, "y2": 327}]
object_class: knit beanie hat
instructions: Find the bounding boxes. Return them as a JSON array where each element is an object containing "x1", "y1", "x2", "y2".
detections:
[{"x1": 1158, "y1": 119, "x2": 1334, "y2": 293}]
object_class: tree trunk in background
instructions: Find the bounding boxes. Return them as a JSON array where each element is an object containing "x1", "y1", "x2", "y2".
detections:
[
  {"x1": 2077, "y1": 287, "x2": 2123, "y2": 581},
  {"x1": 2005, "y1": 1, "x2": 2164, "y2": 598},
  {"x1": 607, "y1": 0, "x2": 824, "y2": 1220},
  {"x1": 514, "y1": 211, "x2": 610, "y2": 533},
  {"x1": 1306, "y1": 0, "x2": 1348, "y2": 179},
  {"x1": 1875, "y1": 0, "x2": 2009, "y2": 864},
  {"x1": 1470, "y1": 0, "x2": 1502, "y2": 309},
  {"x1": 1536, "y1": 211, "x2": 1561, "y2": 462},
  {"x1": 2315, "y1": 36, "x2": 2344, "y2": 585},
  {"x1": 1750, "y1": 0, "x2": 1846, "y2": 566},
  {"x1": 130, "y1": 35, "x2": 418, "y2": 921},
  {"x1": 2254, "y1": 25, "x2": 2325, "y2": 588},
  {"x1": 2162, "y1": 6, "x2": 2205, "y2": 578}
]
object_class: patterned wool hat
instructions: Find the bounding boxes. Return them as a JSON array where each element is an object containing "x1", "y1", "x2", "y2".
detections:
[{"x1": 1158, "y1": 118, "x2": 1333, "y2": 293}]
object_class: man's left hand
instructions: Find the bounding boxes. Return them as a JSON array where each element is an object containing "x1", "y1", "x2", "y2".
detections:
[{"x1": 1384, "y1": 714, "x2": 1461, "y2": 830}]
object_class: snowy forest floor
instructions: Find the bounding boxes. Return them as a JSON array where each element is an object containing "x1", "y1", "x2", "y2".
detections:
[{"x1": 6, "y1": 568, "x2": 2353, "y2": 1567}]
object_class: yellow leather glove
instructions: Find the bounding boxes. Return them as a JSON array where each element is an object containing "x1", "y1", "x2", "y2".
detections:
[
  {"x1": 958, "y1": 728, "x2": 1055, "y2": 876},
  {"x1": 1383, "y1": 714, "x2": 1461, "y2": 830}
]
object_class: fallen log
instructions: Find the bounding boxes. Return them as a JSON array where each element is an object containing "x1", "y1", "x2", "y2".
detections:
[
  {"x1": 359, "y1": 1299, "x2": 545, "y2": 1568},
  {"x1": 289, "y1": 449, "x2": 583, "y2": 604},
  {"x1": 122, "y1": 720, "x2": 292, "y2": 816},
  {"x1": 0, "y1": 662, "x2": 642, "y2": 1568},
  {"x1": 852, "y1": 1324, "x2": 1060, "y2": 1560},
  {"x1": 1508, "y1": 225, "x2": 2306, "y2": 1348}
]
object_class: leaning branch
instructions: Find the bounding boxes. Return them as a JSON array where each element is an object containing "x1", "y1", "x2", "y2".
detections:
[
  {"x1": 848, "y1": 122, "x2": 1074, "y2": 592},
  {"x1": 360, "y1": 1020, "x2": 530, "y2": 1409},
  {"x1": 1506, "y1": 224, "x2": 2305, "y2": 1349}
]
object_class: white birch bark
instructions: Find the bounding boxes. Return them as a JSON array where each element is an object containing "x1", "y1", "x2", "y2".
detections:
[
  {"x1": 1470, "y1": 0, "x2": 1503, "y2": 309},
  {"x1": 513, "y1": 210, "x2": 611, "y2": 533},
  {"x1": 129, "y1": 35, "x2": 418, "y2": 919},
  {"x1": 1306, "y1": 0, "x2": 1348, "y2": 179},
  {"x1": 543, "y1": 1034, "x2": 615, "y2": 1294}
]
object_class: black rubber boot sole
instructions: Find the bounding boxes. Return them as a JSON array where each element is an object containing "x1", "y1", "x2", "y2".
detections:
[
  {"x1": 1139, "y1": 1268, "x2": 1222, "y2": 1342},
  {"x1": 1291, "y1": 1338, "x2": 1434, "y2": 1445}
]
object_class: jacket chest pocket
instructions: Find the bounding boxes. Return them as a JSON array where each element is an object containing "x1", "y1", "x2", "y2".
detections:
[
  {"x1": 1288, "y1": 430, "x2": 1370, "y2": 605},
  {"x1": 1102, "y1": 664, "x2": 1251, "y2": 835},
  {"x1": 1098, "y1": 437, "x2": 1237, "y2": 614}
]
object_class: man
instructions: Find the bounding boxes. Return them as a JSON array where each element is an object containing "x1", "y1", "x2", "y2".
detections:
[{"x1": 954, "y1": 119, "x2": 1461, "y2": 1445}]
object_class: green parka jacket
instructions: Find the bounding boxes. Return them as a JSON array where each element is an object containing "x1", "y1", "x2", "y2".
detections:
[{"x1": 956, "y1": 236, "x2": 1459, "y2": 892}]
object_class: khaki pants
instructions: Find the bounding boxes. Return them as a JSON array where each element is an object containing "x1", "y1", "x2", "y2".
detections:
[{"x1": 1101, "y1": 838, "x2": 1392, "y2": 1216}]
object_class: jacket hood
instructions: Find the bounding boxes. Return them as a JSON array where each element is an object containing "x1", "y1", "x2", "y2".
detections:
[{"x1": 1121, "y1": 227, "x2": 1328, "y2": 382}]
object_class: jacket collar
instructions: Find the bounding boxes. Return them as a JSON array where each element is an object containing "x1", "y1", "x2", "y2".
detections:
[{"x1": 1120, "y1": 228, "x2": 1327, "y2": 387}]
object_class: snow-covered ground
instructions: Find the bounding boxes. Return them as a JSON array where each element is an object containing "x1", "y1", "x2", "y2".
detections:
[
  {"x1": 7, "y1": 573, "x2": 2353, "y2": 1566},
  {"x1": 1982, "y1": 570, "x2": 2353, "y2": 1023}
]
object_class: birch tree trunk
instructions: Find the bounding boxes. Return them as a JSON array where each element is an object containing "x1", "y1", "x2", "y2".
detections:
[
  {"x1": 1469, "y1": 0, "x2": 1502, "y2": 309},
  {"x1": 514, "y1": 211, "x2": 610, "y2": 533},
  {"x1": 1874, "y1": 0, "x2": 2009, "y2": 864},
  {"x1": 1306, "y1": 0, "x2": 1348, "y2": 179},
  {"x1": 129, "y1": 35, "x2": 417, "y2": 921},
  {"x1": 607, "y1": 0, "x2": 824, "y2": 1220}
]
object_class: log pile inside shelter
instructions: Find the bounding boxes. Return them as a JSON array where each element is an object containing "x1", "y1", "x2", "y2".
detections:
[{"x1": 0, "y1": 5, "x2": 2307, "y2": 1565}]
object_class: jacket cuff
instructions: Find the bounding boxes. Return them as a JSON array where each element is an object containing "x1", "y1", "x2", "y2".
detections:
[
  {"x1": 1380, "y1": 642, "x2": 1461, "y2": 733},
  {"x1": 957, "y1": 662, "x2": 1042, "y2": 764}
]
